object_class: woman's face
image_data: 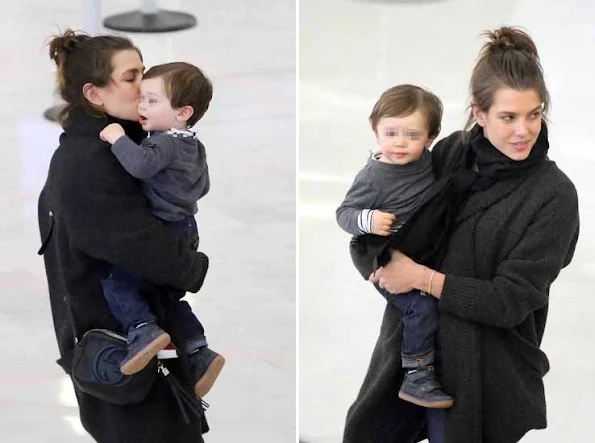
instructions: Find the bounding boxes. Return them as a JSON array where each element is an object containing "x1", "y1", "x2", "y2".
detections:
[
  {"x1": 96, "y1": 49, "x2": 144, "y2": 121},
  {"x1": 473, "y1": 87, "x2": 543, "y2": 161}
]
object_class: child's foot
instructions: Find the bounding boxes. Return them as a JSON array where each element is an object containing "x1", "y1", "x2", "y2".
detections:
[
  {"x1": 398, "y1": 365, "x2": 454, "y2": 408},
  {"x1": 188, "y1": 347, "x2": 225, "y2": 398},
  {"x1": 120, "y1": 322, "x2": 171, "y2": 375}
]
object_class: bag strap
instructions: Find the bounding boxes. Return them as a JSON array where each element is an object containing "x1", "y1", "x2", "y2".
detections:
[
  {"x1": 37, "y1": 211, "x2": 55, "y2": 255},
  {"x1": 38, "y1": 210, "x2": 82, "y2": 343},
  {"x1": 158, "y1": 363, "x2": 208, "y2": 423}
]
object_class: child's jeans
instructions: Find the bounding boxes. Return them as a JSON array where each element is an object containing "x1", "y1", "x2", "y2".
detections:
[
  {"x1": 426, "y1": 409, "x2": 445, "y2": 443},
  {"x1": 102, "y1": 215, "x2": 207, "y2": 348},
  {"x1": 368, "y1": 393, "x2": 444, "y2": 442},
  {"x1": 375, "y1": 285, "x2": 438, "y2": 368}
]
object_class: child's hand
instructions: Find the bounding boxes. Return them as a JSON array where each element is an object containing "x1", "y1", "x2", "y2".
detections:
[
  {"x1": 100, "y1": 123, "x2": 125, "y2": 145},
  {"x1": 372, "y1": 211, "x2": 396, "y2": 236}
]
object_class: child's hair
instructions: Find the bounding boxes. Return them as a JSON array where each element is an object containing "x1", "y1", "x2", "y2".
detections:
[
  {"x1": 369, "y1": 84, "x2": 443, "y2": 138},
  {"x1": 143, "y1": 62, "x2": 213, "y2": 127},
  {"x1": 48, "y1": 28, "x2": 142, "y2": 122},
  {"x1": 465, "y1": 26, "x2": 549, "y2": 131}
]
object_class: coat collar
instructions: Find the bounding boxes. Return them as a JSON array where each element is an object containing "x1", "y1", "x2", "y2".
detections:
[{"x1": 62, "y1": 105, "x2": 147, "y2": 144}]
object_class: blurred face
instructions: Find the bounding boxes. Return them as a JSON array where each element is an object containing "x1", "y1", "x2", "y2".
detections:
[
  {"x1": 96, "y1": 50, "x2": 144, "y2": 121},
  {"x1": 137, "y1": 77, "x2": 181, "y2": 132},
  {"x1": 374, "y1": 110, "x2": 434, "y2": 165},
  {"x1": 473, "y1": 88, "x2": 543, "y2": 161}
]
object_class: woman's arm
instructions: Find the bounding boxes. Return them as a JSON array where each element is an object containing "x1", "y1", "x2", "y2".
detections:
[
  {"x1": 438, "y1": 188, "x2": 578, "y2": 328},
  {"x1": 369, "y1": 250, "x2": 444, "y2": 296},
  {"x1": 58, "y1": 145, "x2": 207, "y2": 292},
  {"x1": 372, "y1": 180, "x2": 579, "y2": 329}
]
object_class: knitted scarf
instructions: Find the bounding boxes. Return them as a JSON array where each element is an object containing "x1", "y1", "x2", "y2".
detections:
[{"x1": 467, "y1": 121, "x2": 549, "y2": 191}]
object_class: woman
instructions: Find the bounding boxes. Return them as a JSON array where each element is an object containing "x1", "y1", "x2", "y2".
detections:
[
  {"x1": 38, "y1": 30, "x2": 209, "y2": 442},
  {"x1": 343, "y1": 27, "x2": 579, "y2": 442}
]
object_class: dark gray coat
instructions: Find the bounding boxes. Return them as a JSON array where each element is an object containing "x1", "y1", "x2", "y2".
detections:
[
  {"x1": 38, "y1": 106, "x2": 210, "y2": 442},
  {"x1": 343, "y1": 131, "x2": 580, "y2": 443}
]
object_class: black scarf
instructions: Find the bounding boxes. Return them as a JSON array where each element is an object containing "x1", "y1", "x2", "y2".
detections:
[{"x1": 467, "y1": 122, "x2": 549, "y2": 191}]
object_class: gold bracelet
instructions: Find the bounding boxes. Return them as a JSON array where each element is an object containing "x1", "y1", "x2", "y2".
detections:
[
  {"x1": 420, "y1": 267, "x2": 429, "y2": 295},
  {"x1": 428, "y1": 270, "x2": 436, "y2": 295}
]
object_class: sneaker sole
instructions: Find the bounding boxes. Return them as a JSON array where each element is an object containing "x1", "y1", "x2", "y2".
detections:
[
  {"x1": 398, "y1": 391, "x2": 454, "y2": 409},
  {"x1": 194, "y1": 355, "x2": 226, "y2": 398},
  {"x1": 121, "y1": 333, "x2": 171, "y2": 375}
]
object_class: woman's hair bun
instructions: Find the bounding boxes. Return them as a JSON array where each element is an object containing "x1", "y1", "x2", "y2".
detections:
[
  {"x1": 48, "y1": 29, "x2": 90, "y2": 65},
  {"x1": 483, "y1": 26, "x2": 539, "y2": 60}
]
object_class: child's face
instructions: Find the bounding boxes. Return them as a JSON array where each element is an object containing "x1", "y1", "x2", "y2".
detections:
[
  {"x1": 374, "y1": 110, "x2": 434, "y2": 165},
  {"x1": 137, "y1": 77, "x2": 183, "y2": 132}
]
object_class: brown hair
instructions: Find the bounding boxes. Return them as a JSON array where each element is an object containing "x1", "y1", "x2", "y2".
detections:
[
  {"x1": 48, "y1": 29, "x2": 142, "y2": 122},
  {"x1": 369, "y1": 84, "x2": 443, "y2": 138},
  {"x1": 465, "y1": 26, "x2": 549, "y2": 131},
  {"x1": 143, "y1": 62, "x2": 213, "y2": 127}
]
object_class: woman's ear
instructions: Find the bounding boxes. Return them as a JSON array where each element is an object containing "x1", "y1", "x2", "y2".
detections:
[
  {"x1": 471, "y1": 103, "x2": 486, "y2": 127},
  {"x1": 82, "y1": 83, "x2": 103, "y2": 107},
  {"x1": 175, "y1": 105, "x2": 194, "y2": 124}
]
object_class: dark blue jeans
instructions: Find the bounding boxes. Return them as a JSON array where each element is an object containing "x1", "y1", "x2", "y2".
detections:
[
  {"x1": 426, "y1": 409, "x2": 445, "y2": 443},
  {"x1": 373, "y1": 287, "x2": 445, "y2": 442},
  {"x1": 376, "y1": 286, "x2": 438, "y2": 368},
  {"x1": 372, "y1": 391, "x2": 445, "y2": 442},
  {"x1": 102, "y1": 215, "x2": 206, "y2": 348}
]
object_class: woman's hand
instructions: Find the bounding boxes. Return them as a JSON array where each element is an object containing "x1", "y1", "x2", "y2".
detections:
[
  {"x1": 369, "y1": 250, "x2": 425, "y2": 294},
  {"x1": 372, "y1": 211, "x2": 396, "y2": 236},
  {"x1": 100, "y1": 123, "x2": 126, "y2": 145}
]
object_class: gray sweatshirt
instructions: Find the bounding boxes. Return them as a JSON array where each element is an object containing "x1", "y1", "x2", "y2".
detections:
[
  {"x1": 336, "y1": 149, "x2": 435, "y2": 235},
  {"x1": 111, "y1": 128, "x2": 209, "y2": 222}
]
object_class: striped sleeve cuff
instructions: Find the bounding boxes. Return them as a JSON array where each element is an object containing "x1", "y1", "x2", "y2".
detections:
[{"x1": 357, "y1": 209, "x2": 376, "y2": 234}]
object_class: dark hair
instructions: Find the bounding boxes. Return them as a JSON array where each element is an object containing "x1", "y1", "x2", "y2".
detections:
[
  {"x1": 369, "y1": 84, "x2": 443, "y2": 138},
  {"x1": 48, "y1": 29, "x2": 142, "y2": 122},
  {"x1": 465, "y1": 26, "x2": 549, "y2": 131},
  {"x1": 143, "y1": 62, "x2": 213, "y2": 127}
]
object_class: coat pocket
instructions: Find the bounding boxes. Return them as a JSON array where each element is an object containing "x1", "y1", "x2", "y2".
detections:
[{"x1": 509, "y1": 328, "x2": 550, "y2": 377}]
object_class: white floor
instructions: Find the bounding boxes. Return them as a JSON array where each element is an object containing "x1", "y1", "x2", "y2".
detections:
[
  {"x1": 299, "y1": 0, "x2": 595, "y2": 442},
  {"x1": 0, "y1": 1, "x2": 295, "y2": 442}
]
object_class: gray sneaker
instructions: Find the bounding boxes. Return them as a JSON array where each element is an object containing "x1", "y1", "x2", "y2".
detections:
[
  {"x1": 188, "y1": 347, "x2": 225, "y2": 398},
  {"x1": 398, "y1": 366, "x2": 454, "y2": 408},
  {"x1": 120, "y1": 322, "x2": 171, "y2": 375}
]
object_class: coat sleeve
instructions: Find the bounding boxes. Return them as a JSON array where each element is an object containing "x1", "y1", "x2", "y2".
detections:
[
  {"x1": 336, "y1": 168, "x2": 381, "y2": 235},
  {"x1": 58, "y1": 144, "x2": 208, "y2": 293},
  {"x1": 111, "y1": 133, "x2": 175, "y2": 179},
  {"x1": 439, "y1": 179, "x2": 579, "y2": 328}
]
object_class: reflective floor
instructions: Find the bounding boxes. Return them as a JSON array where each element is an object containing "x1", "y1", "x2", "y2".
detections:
[
  {"x1": 300, "y1": 0, "x2": 595, "y2": 441},
  {"x1": 0, "y1": 0, "x2": 295, "y2": 441}
]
